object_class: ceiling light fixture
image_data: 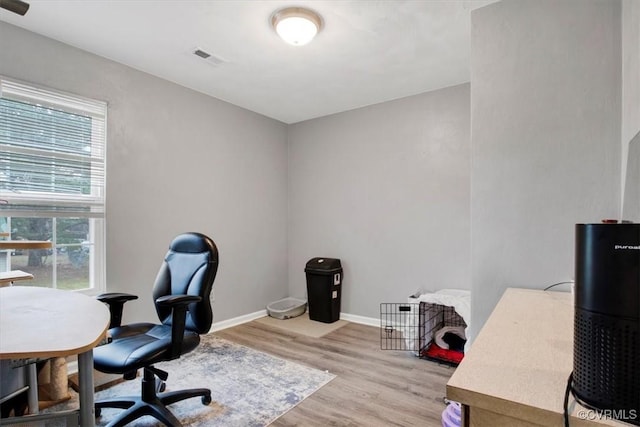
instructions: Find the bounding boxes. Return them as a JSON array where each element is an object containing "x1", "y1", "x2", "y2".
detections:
[{"x1": 271, "y1": 7, "x2": 322, "y2": 46}]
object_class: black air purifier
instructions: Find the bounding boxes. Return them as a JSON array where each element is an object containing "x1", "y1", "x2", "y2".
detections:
[{"x1": 574, "y1": 223, "x2": 640, "y2": 421}]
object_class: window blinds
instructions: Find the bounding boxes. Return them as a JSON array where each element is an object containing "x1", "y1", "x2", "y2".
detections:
[{"x1": 0, "y1": 77, "x2": 107, "y2": 218}]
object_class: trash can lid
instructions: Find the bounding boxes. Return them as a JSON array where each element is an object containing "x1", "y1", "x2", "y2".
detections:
[{"x1": 305, "y1": 257, "x2": 342, "y2": 272}]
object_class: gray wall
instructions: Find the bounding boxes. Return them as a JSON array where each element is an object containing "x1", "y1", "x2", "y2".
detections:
[
  {"x1": 623, "y1": 0, "x2": 640, "y2": 155},
  {"x1": 622, "y1": 0, "x2": 640, "y2": 221},
  {"x1": 2, "y1": 0, "x2": 635, "y2": 330},
  {"x1": 0, "y1": 22, "x2": 289, "y2": 324},
  {"x1": 469, "y1": 0, "x2": 622, "y2": 340},
  {"x1": 624, "y1": 133, "x2": 640, "y2": 222},
  {"x1": 288, "y1": 84, "x2": 471, "y2": 319}
]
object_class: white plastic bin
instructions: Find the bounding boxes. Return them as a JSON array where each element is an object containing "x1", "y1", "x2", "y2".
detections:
[{"x1": 267, "y1": 297, "x2": 307, "y2": 319}]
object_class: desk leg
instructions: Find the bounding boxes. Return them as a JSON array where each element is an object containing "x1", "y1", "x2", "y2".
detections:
[
  {"x1": 26, "y1": 362, "x2": 39, "y2": 415},
  {"x1": 462, "y1": 404, "x2": 470, "y2": 427},
  {"x1": 77, "y1": 350, "x2": 95, "y2": 427}
]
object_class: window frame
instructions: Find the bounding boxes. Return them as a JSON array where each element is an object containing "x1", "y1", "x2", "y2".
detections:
[{"x1": 0, "y1": 76, "x2": 107, "y2": 295}]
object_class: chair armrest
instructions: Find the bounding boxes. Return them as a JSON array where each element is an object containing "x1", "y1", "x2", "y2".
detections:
[
  {"x1": 155, "y1": 295, "x2": 201, "y2": 306},
  {"x1": 97, "y1": 292, "x2": 139, "y2": 329},
  {"x1": 155, "y1": 295, "x2": 202, "y2": 359}
]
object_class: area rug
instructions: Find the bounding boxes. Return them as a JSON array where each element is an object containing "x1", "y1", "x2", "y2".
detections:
[
  {"x1": 254, "y1": 313, "x2": 348, "y2": 338},
  {"x1": 48, "y1": 335, "x2": 335, "y2": 426}
]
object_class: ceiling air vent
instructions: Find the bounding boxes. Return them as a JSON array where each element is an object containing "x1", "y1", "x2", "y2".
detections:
[
  {"x1": 192, "y1": 48, "x2": 225, "y2": 66},
  {"x1": 193, "y1": 49, "x2": 211, "y2": 59},
  {"x1": 0, "y1": 0, "x2": 30, "y2": 16}
]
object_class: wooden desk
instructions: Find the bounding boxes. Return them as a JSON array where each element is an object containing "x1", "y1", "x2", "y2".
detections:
[
  {"x1": 0, "y1": 240, "x2": 48, "y2": 286},
  {"x1": 0, "y1": 286, "x2": 109, "y2": 426},
  {"x1": 0, "y1": 270, "x2": 34, "y2": 286},
  {"x1": 0, "y1": 240, "x2": 52, "y2": 250},
  {"x1": 447, "y1": 288, "x2": 626, "y2": 427}
]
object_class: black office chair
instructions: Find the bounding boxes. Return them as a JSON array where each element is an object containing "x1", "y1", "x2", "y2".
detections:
[{"x1": 93, "y1": 232, "x2": 219, "y2": 427}]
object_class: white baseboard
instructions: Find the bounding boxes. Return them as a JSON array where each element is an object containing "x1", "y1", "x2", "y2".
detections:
[
  {"x1": 340, "y1": 312, "x2": 379, "y2": 327},
  {"x1": 211, "y1": 310, "x2": 379, "y2": 331},
  {"x1": 210, "y1": 309, "x2": 267, "y2": 332}
]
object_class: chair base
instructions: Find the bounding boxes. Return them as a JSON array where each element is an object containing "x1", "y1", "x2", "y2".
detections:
[{"x1": 95, "y1": 367, "x2": 211, "y2": 427}]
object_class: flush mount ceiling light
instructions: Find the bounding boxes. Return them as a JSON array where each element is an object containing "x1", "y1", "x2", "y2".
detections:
[{"x1": 271, "y1": 7, "x2": 322, "y2": 46}]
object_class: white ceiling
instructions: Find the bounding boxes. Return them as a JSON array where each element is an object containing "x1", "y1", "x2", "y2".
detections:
[{"x1": 0, "y1": 0, "x2": 496, "y2": 124}]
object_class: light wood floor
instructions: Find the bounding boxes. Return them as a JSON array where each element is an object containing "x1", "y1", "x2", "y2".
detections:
[{"x1": 215, "y1": 320, "x2": 455, "y2": 427}]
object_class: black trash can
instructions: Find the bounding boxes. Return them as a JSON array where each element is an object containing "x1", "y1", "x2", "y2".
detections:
[{"x1": 305, "y1": 257, "x2": 342, "y2": 323}]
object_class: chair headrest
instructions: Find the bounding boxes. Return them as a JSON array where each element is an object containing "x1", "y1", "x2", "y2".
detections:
[{"x1": 169, "y1": 232, "x2": 216, "y2": 255}]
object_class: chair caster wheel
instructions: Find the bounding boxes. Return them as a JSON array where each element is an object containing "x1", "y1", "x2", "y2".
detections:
[{"x1": 202, "y1": 395, "x2": 212, "y2": 405}]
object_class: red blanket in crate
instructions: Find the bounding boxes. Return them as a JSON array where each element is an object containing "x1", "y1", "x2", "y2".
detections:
[{"x1": 422, "y1": 343, "x2": 464, "y2": 365}]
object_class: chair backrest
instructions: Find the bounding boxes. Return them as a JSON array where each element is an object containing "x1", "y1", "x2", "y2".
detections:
[{"x1": 152, "y1": 232, "x2": 218, "y2": 334}]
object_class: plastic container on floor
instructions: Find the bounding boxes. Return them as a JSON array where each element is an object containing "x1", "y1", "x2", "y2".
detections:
[{"x1": 266, "y1": 297, "x2": 307, "y2": 319}]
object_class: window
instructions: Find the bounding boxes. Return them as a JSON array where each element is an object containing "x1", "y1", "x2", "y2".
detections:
[{"x1": 0, "y1": 77, "x2": 106, "y2": 293}]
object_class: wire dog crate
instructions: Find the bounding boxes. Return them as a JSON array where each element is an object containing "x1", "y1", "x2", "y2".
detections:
[{"x1": 380, "y1": 301, "x2": 467, "y2": 366}]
